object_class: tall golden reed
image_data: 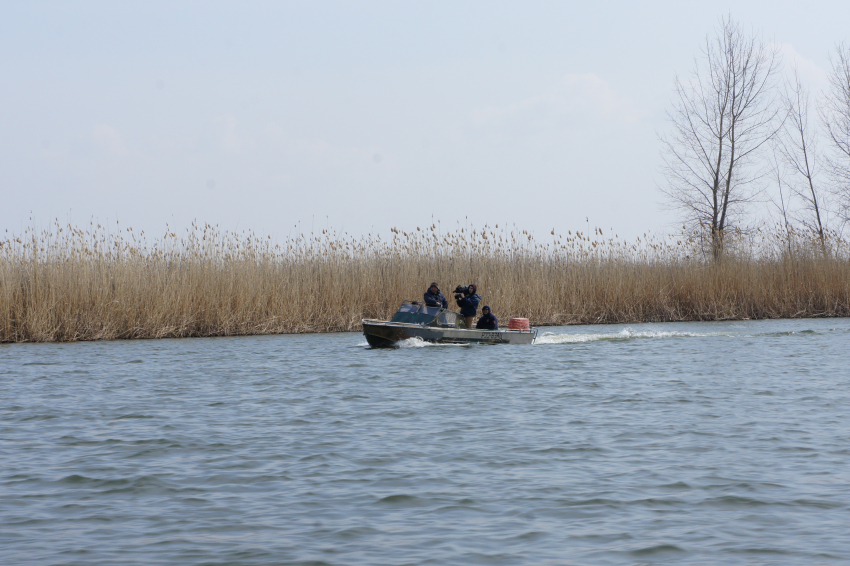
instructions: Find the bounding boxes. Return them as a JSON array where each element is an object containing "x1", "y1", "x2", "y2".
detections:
[{"x1": 2, "y1": 220, "x2": 849, "y2": 342}]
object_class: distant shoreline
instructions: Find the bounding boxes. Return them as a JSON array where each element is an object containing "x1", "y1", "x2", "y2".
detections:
[
  {"x1": 4, "y1": 222, "x2": 850, "y2": 343},
  {"x1": 4, "y1": 313, "x2": 849, "y2": 344}
]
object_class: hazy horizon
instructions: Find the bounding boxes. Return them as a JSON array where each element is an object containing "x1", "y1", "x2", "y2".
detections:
[{"x1": 2, "y1": 1, "x2": 848, "y2": 240}]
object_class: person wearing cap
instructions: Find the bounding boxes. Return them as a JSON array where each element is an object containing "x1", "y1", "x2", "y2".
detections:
[
  {"x1": 456, "y1": 283, "x2": 481, "y2": 328},
  {"x1": 475, "y1": 306, "x2": 498, "y2": 330},
  {"x1": 423, "y1": 282, "x2": 448, "y2": 309}
]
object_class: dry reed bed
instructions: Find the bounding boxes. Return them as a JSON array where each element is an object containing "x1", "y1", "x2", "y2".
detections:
[{"x1": 2, "y1": 221, "x2": 850, "y2": 342}]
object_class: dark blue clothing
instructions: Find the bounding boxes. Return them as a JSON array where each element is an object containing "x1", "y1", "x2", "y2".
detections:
[
  {"x1": 456, "y1": 293, "x2": 481, "y2": 317},
  {"x1": 475, "y1": 312, "x2": 498, "y2": 330},
  {"x1": 423, "y1": 289, "x2": 448, "y2": 309}
]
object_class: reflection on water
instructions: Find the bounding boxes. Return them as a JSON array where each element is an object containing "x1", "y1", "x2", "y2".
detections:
[{"x1": 2, "y1": 319, "x2": 850, "y2": 565}]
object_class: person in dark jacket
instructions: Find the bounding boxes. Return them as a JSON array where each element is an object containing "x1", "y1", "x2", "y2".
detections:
[
  {"x1": 423, "y1": 282, "x2": 448, "y2": 309},
  {"x1": 475, "y1": 306, "x2": 498, "y2": 330},
  {"x1": 456, "y1": 283, "x2": 481, "y2": 328}
]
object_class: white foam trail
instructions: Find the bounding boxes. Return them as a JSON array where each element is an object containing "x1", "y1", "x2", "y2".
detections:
[
  {"x1": 534, "y1": 328, "x2": 729, "y2": 345},
  {"x1": 397, "y1": 337, "x2": 469, "y2": 348},
  {"x1": 397, "y1": 337, "x2": 433, "y2": 348},
  {"x1": 358, "y1": 337, "x2": 469, "y2": 348}
]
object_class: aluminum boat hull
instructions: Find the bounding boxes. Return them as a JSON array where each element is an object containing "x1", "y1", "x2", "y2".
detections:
[{"x1": 362, "y1": 319, "x2": 536, "y2": 347}]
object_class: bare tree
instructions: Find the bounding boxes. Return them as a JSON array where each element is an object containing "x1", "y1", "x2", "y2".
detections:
[
  {"x1": 768, "y1": 146, "x2": 794, "y2": 258},
  {"x1": 820, "y1": 41, "x2": 850, "y2": 221},
  {"x1": 659, "y1": 16, "x2": 782, "y2": 259},
  {"x1": 776, "y1": 66, "x2": 828, "y2": 251}
]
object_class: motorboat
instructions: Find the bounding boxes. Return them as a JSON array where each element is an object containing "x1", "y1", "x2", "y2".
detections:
[{"x1": 362, "y1": 300, "x2": 537, "y2": 347}]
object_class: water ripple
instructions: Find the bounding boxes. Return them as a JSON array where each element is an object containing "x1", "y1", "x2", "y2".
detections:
[{"x1": 2, "y1": 319, "x2": 850, "y2": 564}]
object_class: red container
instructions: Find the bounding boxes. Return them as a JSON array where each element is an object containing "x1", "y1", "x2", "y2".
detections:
[{"x1": 508, "y1": 318, "x2": 530, "y2": 330}]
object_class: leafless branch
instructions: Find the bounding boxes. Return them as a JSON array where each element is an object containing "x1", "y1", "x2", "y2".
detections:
[
  {"x1": 776, "y1": 66, "x2": 828, "y2": 251},
  {"x1": 659, "y1": 15, "x2": 782, "y2": 259},
  {"x1": 820, "y1": 41, "x2": 850, "y2": 221}
]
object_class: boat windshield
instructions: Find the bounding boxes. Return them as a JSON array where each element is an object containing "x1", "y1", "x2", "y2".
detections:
[
  {"x1": 435, "y1": 310, "x2": 460, "y2": 327},
  {"x1": 390, "y1": 303, "x2": 442, "y2": 324}
]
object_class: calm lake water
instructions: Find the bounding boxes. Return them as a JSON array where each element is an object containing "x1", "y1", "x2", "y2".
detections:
[{"x1": 2, "y1": 319, "x2": 850, "y2": 565}]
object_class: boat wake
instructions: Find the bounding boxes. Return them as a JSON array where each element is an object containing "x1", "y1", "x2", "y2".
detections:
[
  {"x1": 534, "y1": 328, "x2": 731, "y2": 345},
  {"x1": 397, "y1": 337, "x2": 469, "y2": 348},
  {"x1": 358, "y1": 325, "x2": 838, "y2": 348},
  {"x1": 357, "y1": 337, "x2": 469, "y2": 348},
  {"x1": 398, "y1": 337, "x2": 435, "y2": 348}
]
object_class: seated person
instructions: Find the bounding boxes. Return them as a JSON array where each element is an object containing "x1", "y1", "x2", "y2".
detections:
[
  {"x1": 475, "y1": 305, "x2": 498, "y2": 330},
  {"x1": 423, "y1": 282, "x2": 448, "y2": 309}
]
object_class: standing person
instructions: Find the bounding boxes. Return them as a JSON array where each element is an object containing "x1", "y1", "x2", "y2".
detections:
[
  {"x1": 475, "y1": 306, "x2": 498, "y2": 330},
  {"x1": 455, "y1": 283, "x2": 480, "y2": 329},
  {"x1": 423, "y1": 282, "x2": 448, "y2": 309}
]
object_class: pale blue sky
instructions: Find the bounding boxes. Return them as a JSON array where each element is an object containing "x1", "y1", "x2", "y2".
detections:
[{"x1": 2, "y1": 1, "x2": 848, "y2": 240}]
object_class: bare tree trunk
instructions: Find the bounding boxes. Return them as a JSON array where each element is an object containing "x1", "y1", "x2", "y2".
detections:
[
  {"x1": 659, "y1": 15, "x2": 781, "y2": 261},
  {"x1": 778, "y1": 67, "x2": 828, "y2": 254},
  {"x1": 820, "y1": 42, "x2": 850, "y2": 221},
  {"x1": 769, "y1": 148, "x2": 794, "y2": 259}
]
